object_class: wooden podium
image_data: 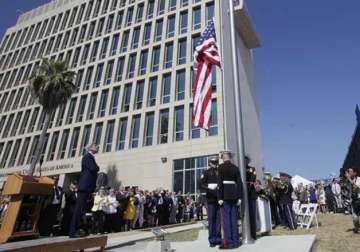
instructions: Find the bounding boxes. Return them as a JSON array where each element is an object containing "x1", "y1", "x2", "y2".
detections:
[{"x1": 0, "y1": 174, "x2": 54, "y2": 243}]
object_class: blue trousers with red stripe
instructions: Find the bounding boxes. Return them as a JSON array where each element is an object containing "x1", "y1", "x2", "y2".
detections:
[
  {"x1": 221, "y1": 202, "x2": 240, "y2": 248},
  {"x1": 207, "y1": 202, "x2": 221, "y2": 245}
]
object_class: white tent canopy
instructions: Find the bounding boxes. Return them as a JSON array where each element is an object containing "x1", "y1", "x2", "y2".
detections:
[{"x1": 291, "y1": 175, "x2": 314, "y2": 188}]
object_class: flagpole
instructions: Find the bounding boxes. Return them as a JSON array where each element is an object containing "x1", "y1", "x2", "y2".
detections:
[{"x1": 229, "y1": 0, "x2": 254, "y2": 245}]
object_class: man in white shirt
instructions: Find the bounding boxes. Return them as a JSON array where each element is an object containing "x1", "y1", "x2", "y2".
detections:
[
  {"x1": 346, "y1": 167, "x2": 360, "y2": 233},
  {"x1": 331, "y1": 178, "x2": 342, "y2": 211}
]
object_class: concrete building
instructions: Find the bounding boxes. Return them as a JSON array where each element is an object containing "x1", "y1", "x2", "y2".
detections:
[{"x1": 0, "y1": 0, "x2": 263, "y2": 192}]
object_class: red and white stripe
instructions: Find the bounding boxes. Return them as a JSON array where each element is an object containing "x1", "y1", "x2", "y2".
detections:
[{"x1": 192, "y1": 38, "x2": 221, "y2": 130}]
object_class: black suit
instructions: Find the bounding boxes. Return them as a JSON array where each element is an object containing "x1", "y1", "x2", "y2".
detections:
[{"x1": 69, "y1": 152, "x2": 99, "y2": 236}]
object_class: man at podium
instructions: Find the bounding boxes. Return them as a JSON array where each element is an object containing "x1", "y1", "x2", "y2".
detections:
[{"x1": 69, "y1": 143, "x2": 100, "y2": 238}]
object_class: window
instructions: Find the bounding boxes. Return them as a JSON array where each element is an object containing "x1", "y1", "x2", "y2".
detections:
[
  {"x1": 84, "y1": 66, "x2": 94, "y2": 90},
  {"x1": 69, "y1": 127, "x2": 80, "y2": 158},
  {"x1": 169, "y1": 0, "x2": 177, "y2": 11},
  {"x1": 77, "y1": 4, "x2": 86, "y2": 24},
  {"x1": 110, "y1": 34, "x2": 120, "y2": 55},
  {"x1": 19, "y1": 110, "x2": 31, "y2": 134},
  {"x1": 111, "y1": 0, "x2": 118, "y2": 10},
  {"x1": 177, "y1": 39, "x2": 187, "y2": 65},
  {"x1": 117, "y1": 118, "x2": 127, "y2": 150},
  {"x1": 2, "y1": 114, "x2": 14, "y2": 138},
  {"x1": 93, "y1": 0, "x2": 101, "y2": 17},
  {"x1": 130, "y1": 115, "x2": 141, "y2": 148},
  {"x1": 132, "y1": 27, "x2": 140, "y2": 49},
  {"x1": 58, "y1": 129, "x2": 69, "y2": 160},
  {"x1": 208, "y1": 99, "x2": 218, "y2": 136},
  {"x1": 17, "y1": 137, "x2": 30, "y2": 165},
  {"x1": 175, "y1": 106, "x2": 184, "y2": 141},
  {"x1": 87, "y1": 92, "x2": 98, "y2": 120},
  {"x1": 162, "y1": 73, "x2": 171, "y2": 104},
  {"x1": 144, "y1": 113, "x2": 154, "y2": 146},
  {"x1": 94, "y1": 63, "x2": 104, "y2": 88},
  {"x1": 62, "y1": 31, "x2": 70, "y2": 49},
  {"x1": 211, "y1": 67, "x2": 217, "y2": 92},
  {"x1": 139, "y1": 50, "x2": 148, "y2": 75},
  {"x1": 127, "y1": 53, "x2": 136, "y2": 79},
  {"x1": 190, "y1": 104, "x2": 200, "y2": 139},
  {"x1": 193, "y1": 7, "x2": 201, "y2": 30},
  {"x1": 88, "y1": 21, "x2": 96, "y2": 40},
  {"x1": 100, "y1": 37, "x2": 109, "y2": 59},
  {"x1": 26, "y1": 136, "x2": 39, "y2": 164},
  {"x1": 79, "y1": 25, "x2": 87, "y2": 43},
  {"x1": 81, "y1": 44, "x2": 90, "y2": 65},
  {"x1": 72, "y1": 47, "x2": 81, "y2": 68},
  {"x1": 77, "y1": 95, "x2": 87, "y2": 122},
  {"x1": 136, "y1": 4, "x2": 144, "y2": 23},
  {"x1": 0, "y1": 141, "x2": 13, "y2": 168},
  {"x1": 192, "y1": 34, "x2": 201, "y2": 58},
  {"x1": 93, "y1": 122, "x2": 103, "y2": 146},
  {"x1": 109, "y1": 86, "x2": 120, "y2": 115},
  {"x1": 167, "y1": 15, "x2": 175, "y2": 38},
  {"x1": 102, "y1": 0, "x2": 110, "y2": 14},
  {"x1": 0, "y1": 116, "x2": 5, "y2": 135},
  {"x1": 115, "y1": 57, "x2": 125, "y2": 81},
  {"x1": 206, "y1": 2, "x2": 215, "y2": 23},
  {"x1": 104, "y1": 120, "x2": 115, "y2": 152},
  {"x1": 105, "y1": 60, "x2": 114, "y2": 85},
  {"x1": 122, "y1": 84, "x2": 132, "y2": 112},
  {"x1": 53, "y1": 13, "x2": 63, "y2": 33},
  {"x1": 28, "y1": 108, "x2": 39, "y2": 133},
  {"x1": 180, "y1": 11, "x2": 188, "y2": 34},
  {"x1": 61, "y1": 10, "x2": 70, "y2": 30},
  {"x1": 159, "y1": 109, "x2": 169, "y2": 144},
  {"x1": 158, "y1": 0, "x2": 165, "y2": 15},
  {"x1": 80, "y1": 125, "x2": 92, "y2": 156},
  {"x1": 54, "y1": 104, "x2": 65, "y2": 127},
  {"x1": 151, "y1": 46, "x2": 160, "y2": 72},
  {"x1": 121, "y1": 30, "x2": 129, "y2": 52},
  {"x1": 147, "y1": 1, "x2": 155, "y2": 19},
  {"x1": 148, "y1": 77, "x2": 157, "y2": 107},
  {"x1": 66, "y1": 98, "x2": 77, "y2": 124},
  {"x1": 11, "y1": 112, "x2": 22, "y2": 136},
  {"x1": 7, "y1": 139, "x2": 19, "y2": 167},
  {"x1": 47, "y1": 132, "x2": 59, "y2": 161},
  {"x1": 96, "y1": 18, "x2": 105, "y2": 37},
  {"x1": 98, "y1": 89, "x2": 109, "y2": 117},
  {"x1": 134, "y1": 80, "x2": 144, "y2": 110},
  {"x1": 126, "y1": 7, "x2": 134, "y2": 26},
  {"x1": 173, "y1": 156, "x2": 212, "y2": 194},
  {"x1": 53, "y1": 35, "x2": 62, "y2": 52},
  {"x1": 115, "y1": 11, "x2": 124, "y2": 30},
  {"x1": 143, "y1": 23, "x2": 152, "y2": 45},
  {"x1": 154, "y1": 19, "x2": 163, "y2": 42},
  {"x1": 90, "y1": 41, "x2": 100, "y2": 62},
  {"x1": 176, "y1": 70, "x2": 186, "y2": 100},
  {"x1": 106, "y1": 14, "x2": 114, "y2": 33},
  {"x1": 164, "y1": 43, "x2": 173, "y2": 68}
]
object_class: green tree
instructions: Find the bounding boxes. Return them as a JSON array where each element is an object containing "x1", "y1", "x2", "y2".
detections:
[{"x1": 28, "y1": 59, "x2": 76, "y2": 176}]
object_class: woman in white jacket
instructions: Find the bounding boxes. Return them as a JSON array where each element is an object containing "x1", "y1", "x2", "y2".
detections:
[{"x1": 105, "y1": 188, "x2": 119, "y2": 233}]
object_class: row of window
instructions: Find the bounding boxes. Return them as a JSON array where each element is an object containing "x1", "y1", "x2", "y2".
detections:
[
  {"x1": 0, "y1": 99, "x2": 217, "y2": 169},
  {"x1": 0, "y1": 67, "x2": 216, "y2": 140},
  {"x1": 0, "y1": 3, "x2": 214, "y2": 92},
  {"x1": 0, "y1": 0, "x2": 209, "y2": 59}
]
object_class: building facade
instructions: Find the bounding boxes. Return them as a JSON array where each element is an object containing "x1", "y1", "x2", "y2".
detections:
[{"x1": 0, "y1": 0, "x2": 263, "y2": 192}]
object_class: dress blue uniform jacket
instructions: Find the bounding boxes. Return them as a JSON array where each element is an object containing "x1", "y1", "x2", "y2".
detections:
[{"x1": 78, "y1": 152, "x2": 99, "y2": 193}]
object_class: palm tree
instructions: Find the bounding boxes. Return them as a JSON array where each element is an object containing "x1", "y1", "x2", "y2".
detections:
[{"x1": 28, "y1": 58, "x2": 76, "y2": 176}]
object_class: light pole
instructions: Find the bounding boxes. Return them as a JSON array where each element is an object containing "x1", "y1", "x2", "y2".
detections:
[{"x1": 228, "y1": 0, "x2": 254, "y2": 245}]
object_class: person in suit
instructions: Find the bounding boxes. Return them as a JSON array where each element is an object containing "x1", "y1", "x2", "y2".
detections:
[
  {"x1": 61, "y1": 181, "x2": 77, "y2": 235},
  {"x1": 69, "y1": 143, "x2": 99, "y2": 238},
  {"x1": 218, "y1": 150, "x2": 243, "y2": 249}
]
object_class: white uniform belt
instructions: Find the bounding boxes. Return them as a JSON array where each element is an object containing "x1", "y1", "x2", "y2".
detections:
[
  {"x1": 208, "y1": 183, "x2": 217, "y2": 187},
  {"x1": 223, "y1": 180, "x2": 236, "y2": 184}
]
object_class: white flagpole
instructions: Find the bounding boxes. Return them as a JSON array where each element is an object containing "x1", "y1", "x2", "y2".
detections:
[{"x1": 229, "y1": 0, "x2": 254, "y2": 245}]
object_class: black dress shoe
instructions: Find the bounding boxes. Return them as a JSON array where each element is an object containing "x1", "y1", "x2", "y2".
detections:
[
  {"x1": 219, "y1": 245, "x2": 234, "y2": 250},
  {"x1": 209, "y1": 244, "x2": 217, "y2": 247},
  {"x1": 69, "y1": 232, "x2": 87, "y2": 238}
]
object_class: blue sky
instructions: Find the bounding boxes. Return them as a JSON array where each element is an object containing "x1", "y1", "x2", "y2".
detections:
[{"x1": 1, "y1": 0, "x2": 359, "y2": 179}]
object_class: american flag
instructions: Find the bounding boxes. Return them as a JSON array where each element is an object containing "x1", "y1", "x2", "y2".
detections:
[{"x1": 192, "y1": 20, "x2": 221, "y2": 130}]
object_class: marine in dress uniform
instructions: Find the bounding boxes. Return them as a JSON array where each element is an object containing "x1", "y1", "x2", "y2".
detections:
[
  {"x1": 246, "y1": 156, "x2": 258, "y2": 240},
  {"x1": 200, "y1": 157, "x2": 221, "y2": 247},
  {"x1": 278, "y1": 172, "x2": 296, "y2": 230},
  {"x1": 217, "y1": 151, "x2": 243, "y2": 249}
]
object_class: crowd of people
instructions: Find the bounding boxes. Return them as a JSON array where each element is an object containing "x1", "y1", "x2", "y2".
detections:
[{"x1": 37, "y1": 182, "x2": 205, "y2": 237}]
